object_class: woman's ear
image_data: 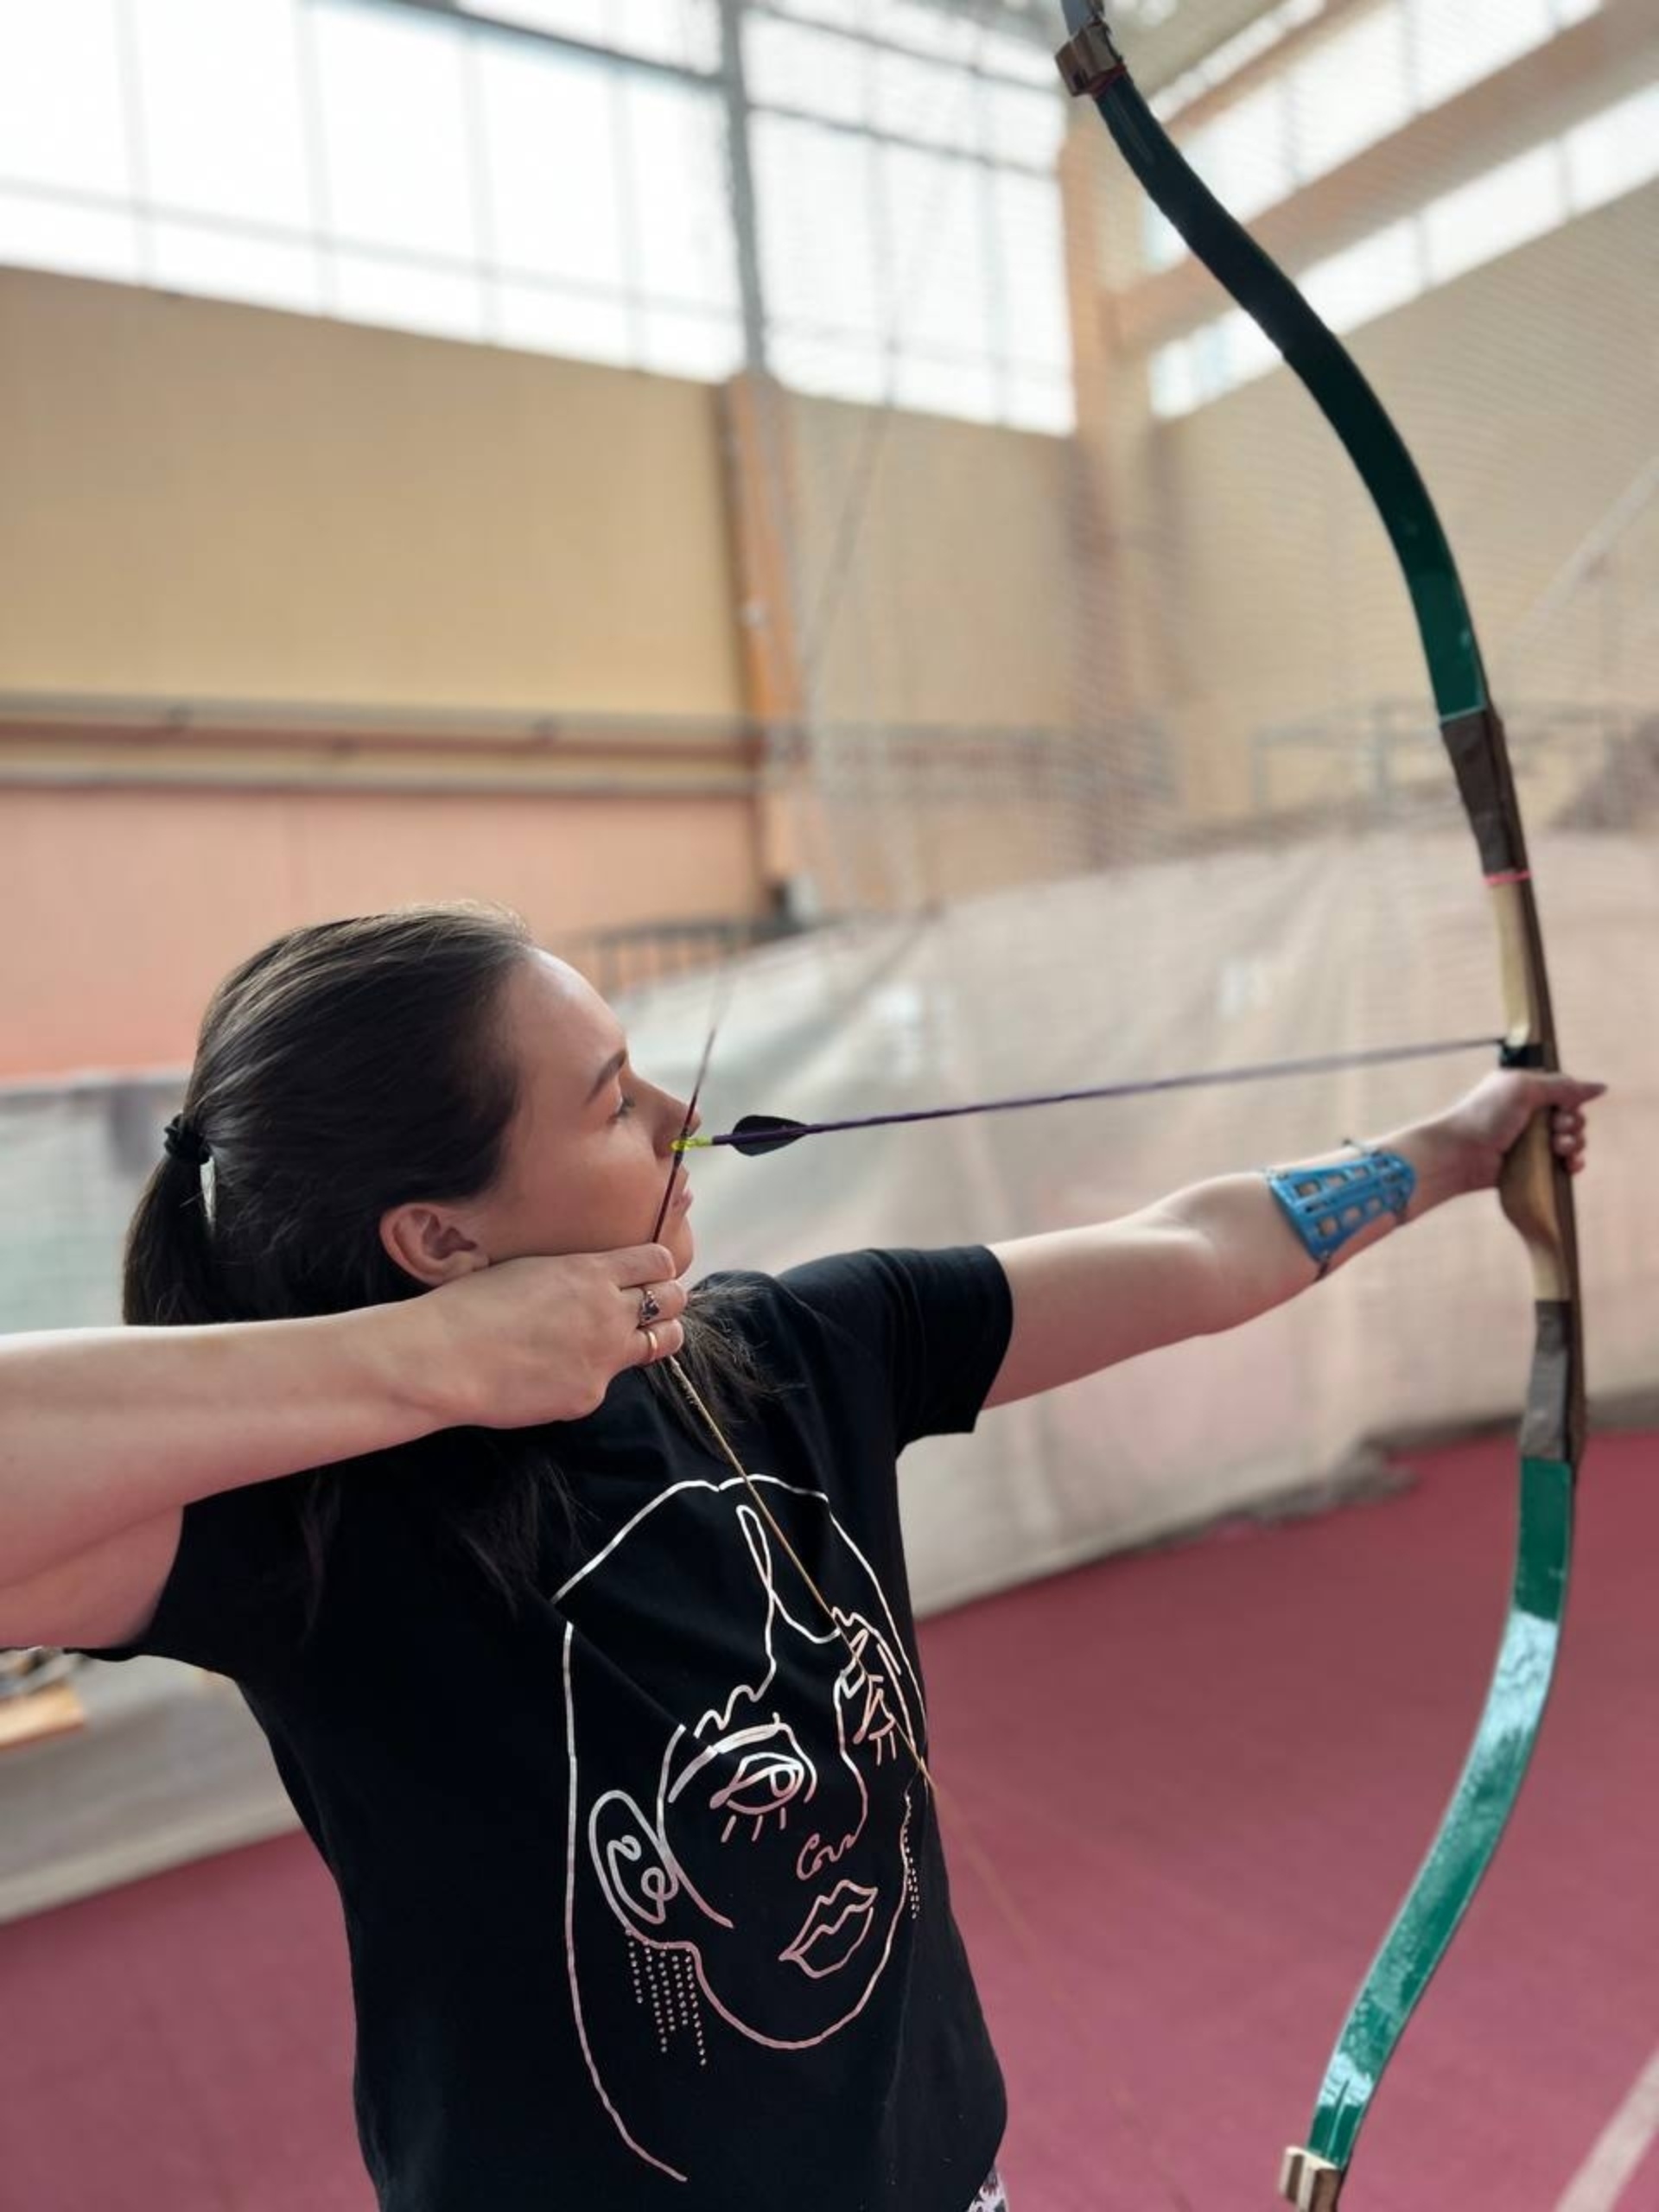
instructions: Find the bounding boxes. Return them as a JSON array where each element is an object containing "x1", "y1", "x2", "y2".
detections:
[
  {"x1": 590, "y1": 1790, "x2": 687, "y2": 1940},
  {"x1": 378, "y1": 1202, "x2": 489, "y2": 1287}
]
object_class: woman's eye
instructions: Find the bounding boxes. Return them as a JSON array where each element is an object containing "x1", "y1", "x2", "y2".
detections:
[
  {"x1": 711, "y1": 1751, "x2": 809, "y2": 1842},
  {"x1": 856, "y1": 1682, "x2": 898, "y2": 1754},
  {"x1": 842, "y1": 1663, "x2": 900, "y2": 1762},
  {"x1": 611, "y1": 1091, "x2": 637, "y2": 1122}
]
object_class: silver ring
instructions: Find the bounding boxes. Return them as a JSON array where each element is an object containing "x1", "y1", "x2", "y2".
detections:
[
  {"x1": 638, "y1": 1289, "x2": 663, "y2": 1326},
  {"x1": 640, "y1": 1325, "x2": 659, "y2": 1363}
]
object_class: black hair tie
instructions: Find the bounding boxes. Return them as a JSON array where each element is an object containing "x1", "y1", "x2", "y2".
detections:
[{"x1": 162, "y1": 1115, "x2": 211, "y2": 1168}]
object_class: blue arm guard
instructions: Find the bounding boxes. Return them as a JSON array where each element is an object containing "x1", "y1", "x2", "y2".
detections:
[{"x1": 1263, "y1": 1146, "x2": 1417, "y2": 1277}]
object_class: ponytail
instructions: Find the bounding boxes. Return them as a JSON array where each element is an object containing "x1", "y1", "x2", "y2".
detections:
[{"x1": 123, "y1": 1141, "x2": 222, "y2": 1328}]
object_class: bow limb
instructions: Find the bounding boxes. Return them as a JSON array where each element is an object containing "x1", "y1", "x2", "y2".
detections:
[{"x1": 1052, "y1": 10, "x2": 1585, "y2": 2206}]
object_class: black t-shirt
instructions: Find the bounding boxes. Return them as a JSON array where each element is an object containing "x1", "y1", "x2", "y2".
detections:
[{"x1": 79, "y1": 1245, "x2": 1014, "y2": 2212}]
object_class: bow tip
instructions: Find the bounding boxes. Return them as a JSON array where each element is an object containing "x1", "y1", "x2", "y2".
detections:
[
  {"x1": 1055, "y1": 0, "x2": 1125, "y2": 99},
  {"x1": 1281, "y1": 2148, "x2": 1343, "y2": 2212}
]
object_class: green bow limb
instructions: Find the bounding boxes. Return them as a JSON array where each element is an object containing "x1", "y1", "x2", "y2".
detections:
[{"x1": 1052, "y1": 10, "x2": 1585, "y2": 2206}]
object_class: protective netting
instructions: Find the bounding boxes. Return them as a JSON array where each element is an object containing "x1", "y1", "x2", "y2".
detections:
[
  {"x1": 673, "y1": 0, "x2": 1659, "y2": 1601},
  {"x1": 2, "y1": 0, "x2": 1654, "y2": 1617}
]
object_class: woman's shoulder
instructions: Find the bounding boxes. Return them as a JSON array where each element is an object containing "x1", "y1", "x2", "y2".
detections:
[
  {"x1": 688, "y1": 1249, "x2": 1010, "y2": 1453},
  {"x1": 696, "y1": 1246, "x2": 1008, "y2": 1364}
]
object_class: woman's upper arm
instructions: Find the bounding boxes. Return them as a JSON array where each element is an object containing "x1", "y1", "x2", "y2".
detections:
[{"x1": 0, "y1": 1509, "x2": 182, "y2": 1653}]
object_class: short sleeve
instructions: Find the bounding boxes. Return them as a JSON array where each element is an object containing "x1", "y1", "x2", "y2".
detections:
[
  {"x1": 72, "y1": 1477, "x2": 311, "y2": 1685},
  {"x1": 766, "y1": 1245, "x2": 1012, "y2": 1451}
]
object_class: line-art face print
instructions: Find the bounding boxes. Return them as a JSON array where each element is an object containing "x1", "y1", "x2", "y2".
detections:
[{"x1": 558, "y1": 1476, "x2": 927, "y2": 2183}]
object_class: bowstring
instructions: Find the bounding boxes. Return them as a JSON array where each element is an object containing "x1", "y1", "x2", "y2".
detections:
[{"x1": 648, "y1": 966, "x2": 734, "y2": 1248}]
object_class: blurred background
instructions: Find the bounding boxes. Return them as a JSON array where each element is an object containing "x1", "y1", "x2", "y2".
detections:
[{"x1": 1, "y1": 1, "x2": 1656, "y2": 2207}]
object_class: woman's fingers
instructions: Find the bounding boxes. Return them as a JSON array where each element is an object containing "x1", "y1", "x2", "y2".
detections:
[
  {"x1": 1549, "y1": 1101, "x2": 1591, "y2": 1173},
  {"x1": 628, "y1": 1312, "x2": 686, "y2": 1367},
  {"x1": 625, "y1": 1275, "x2": 688, "y2": 1325},
  {"x1": 607, "y1": 1247, "x2": 689, "y2": 1369},
  {"x1": 601, "y1": 1244, "x2": 681, "y2": 1364},
  {"x1": 613, "y1": 1243, "x2": 680, "y2": 1290},
  {"x1": 1537, "y1": 1076, "x2": 1607, "y2": 1107}
]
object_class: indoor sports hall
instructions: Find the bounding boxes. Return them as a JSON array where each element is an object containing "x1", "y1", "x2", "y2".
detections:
[{"x1": 1, "y1": 3, "x2": 1655, "y2": 2209}]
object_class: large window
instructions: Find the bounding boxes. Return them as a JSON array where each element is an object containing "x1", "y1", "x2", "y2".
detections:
[
  {"x1": 743, "y1": 5, "x2": 1071, "y2": 430},
  {"x1": 1149, "y1": 79, "x2": 1659, "y2": 418},
  {"x1": 1141, "y1": 0, "x2": 1605, "y2": 274},
  {"x1": 0, "y1": 0, "x2": 741, "y2": 375},
  {"x1": 0, "y1": 0, "x2": 1072, "y2": 430}
]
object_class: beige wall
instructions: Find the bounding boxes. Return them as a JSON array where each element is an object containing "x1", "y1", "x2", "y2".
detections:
[
  {"x1": 0, "y1": 269, "x2": 744, "y2": 715},
  {"x1": 1147, "y1": 182, "x2": 1659, "y2": 817},
  {"x1": 10, "y1": 134, "x2": 1645, "y2": 1078},
  {"x1": 785, "y1": 392, "x2": 1084, "y2": 731},
  {"x1": 0, "y1": 269, "x2": 1090, "y2": 1076},
  {"x1": 0, "y1": 268, "x2": 772, "y2": 1073}
]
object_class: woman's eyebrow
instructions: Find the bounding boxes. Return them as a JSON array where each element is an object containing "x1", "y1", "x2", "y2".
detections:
[{"x1": 583, "y1": 1046, "x2": 628, "y2": 1104}]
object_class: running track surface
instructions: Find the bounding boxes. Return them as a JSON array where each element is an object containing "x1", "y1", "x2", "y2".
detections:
[{"x1": 1, "y1": 1431, "x2": 1654, "y2": 2212}]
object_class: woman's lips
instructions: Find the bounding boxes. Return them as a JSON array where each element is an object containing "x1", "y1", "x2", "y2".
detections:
[{"x1": 779, "y1": 1881, "x2": 878, "y2": 1979}]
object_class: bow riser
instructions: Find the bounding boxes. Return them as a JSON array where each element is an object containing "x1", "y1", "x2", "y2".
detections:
[{"x1": 1446, "y1": 710, "x2": 1583, "y2": 1425}]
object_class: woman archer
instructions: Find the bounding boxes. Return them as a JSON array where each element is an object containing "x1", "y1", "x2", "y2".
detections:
[{"x1": 0, "y1": 902, "x2": 1600, "y2": 2212}]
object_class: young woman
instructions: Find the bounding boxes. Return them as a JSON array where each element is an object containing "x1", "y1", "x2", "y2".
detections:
[{"x1": 3, "y1": 903, "x2": 1599, "y2": 2212}]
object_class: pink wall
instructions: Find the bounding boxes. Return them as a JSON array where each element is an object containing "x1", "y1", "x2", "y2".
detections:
[{"x1": 1, "y1": 785, "x2": 760, "y2": 1077}]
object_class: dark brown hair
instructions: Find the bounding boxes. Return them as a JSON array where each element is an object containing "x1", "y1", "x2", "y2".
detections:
[{"x1": 122, "y1": 902, "x2": 760, "y2": 1634}]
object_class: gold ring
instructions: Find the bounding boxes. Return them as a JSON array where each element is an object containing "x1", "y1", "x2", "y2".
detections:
[{"x1": 640, "y1": 1325, "x2": 658, "y2": 1362}]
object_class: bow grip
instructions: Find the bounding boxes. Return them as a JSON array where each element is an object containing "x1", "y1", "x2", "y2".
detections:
[{"x1": 1497, "y1": 1088, "x2": 1572, "y2": 1303}]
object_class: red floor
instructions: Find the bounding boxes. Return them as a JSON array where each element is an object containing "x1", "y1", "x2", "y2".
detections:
[{"x1": 2, "y1": 1431, "x2": 1655, "y2": 2212}]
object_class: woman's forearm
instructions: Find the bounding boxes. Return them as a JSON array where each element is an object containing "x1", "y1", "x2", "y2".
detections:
[
  {"x1": 1167, "y1": 1117, "x2": 1471, "y2": 1332},
  {"x1": 989, "y1": 1121, "x2": 1466, "y2": 1403},
  {"x1": 0, "y1": 1306, "x2": 443, "y2": 1588},
  {"x1": 988, "y1": 1072, "x2": 1598, "y2": 1406}
]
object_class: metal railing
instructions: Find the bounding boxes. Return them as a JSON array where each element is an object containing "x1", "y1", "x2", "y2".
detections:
[{"x1": 1249, "y1": 696, "x2": 1656, "y2": 820}]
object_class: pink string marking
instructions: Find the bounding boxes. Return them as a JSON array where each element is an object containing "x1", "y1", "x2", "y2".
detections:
[{"x1": 1485, "y1": 868, "x2": 1532, "y2": 887}]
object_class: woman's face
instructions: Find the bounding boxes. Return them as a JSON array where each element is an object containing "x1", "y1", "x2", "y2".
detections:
[
  {"x1": 383, "y1": 950, "x2": 698, "y2": 1285},
  {"x1": 495, "y1": 950, "x2": 699, "y2": 1272}
]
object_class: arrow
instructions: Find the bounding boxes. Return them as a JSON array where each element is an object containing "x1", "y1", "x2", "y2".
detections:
[{"x1": 673, "y1": 1034, "x2": 1498, "y2": 1158}]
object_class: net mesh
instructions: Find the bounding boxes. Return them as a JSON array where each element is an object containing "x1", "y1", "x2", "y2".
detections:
[
  {"x1": 2, "y1": 0, "x2": 1654, "y2": 1614},
  {"x1": 645, "y1": 0, "x2": 1659, "y2": 1603}
]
